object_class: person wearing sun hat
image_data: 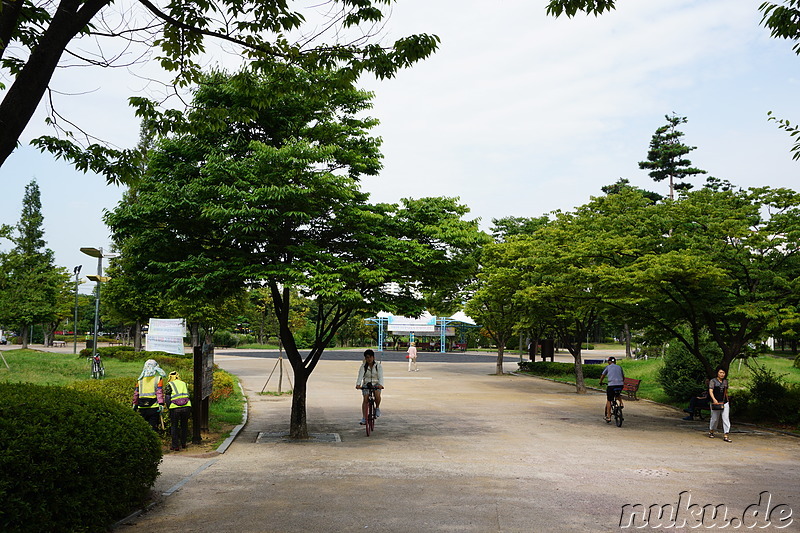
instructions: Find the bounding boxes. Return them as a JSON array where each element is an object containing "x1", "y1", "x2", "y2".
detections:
[
  {"x1": 132, "y1": 359, "x2": 166, "y2": 430},
  {"x1": 166, "y1": 370, "x2": 193, "y2": 451}
]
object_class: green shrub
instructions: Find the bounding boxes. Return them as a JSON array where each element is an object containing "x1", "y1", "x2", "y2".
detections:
[
  {"x1": 0, "y1": 383, "x2": 161, "y2": 532},
  {"x1": 774, "y1": 384, "x2": 800, "y2": 425},
  {"x1": 657, "y1": 340, "x2": 720, "y2": 401},
  {"x1": 211, "y1": 370, "x2": 235, "y2": 401},
  {"x1": 581, "y1": 363, "x2": 604, "y2": 379},
  {"x1": 517, "y1": 361, "x2": 604, "y2": 379},
  {"x1": 729, "y1": 389, "x2": 752, "y2": 418},
  {"x1": 69, "y1": 376, "x2": 138, "y2": 406},
  {"x1": 746, "y1": 361, "x2": 788, "y2": 417}
]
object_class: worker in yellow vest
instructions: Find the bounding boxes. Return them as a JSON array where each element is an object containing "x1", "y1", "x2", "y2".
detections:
[
  {"x1": 132, "y1": 359, "x2": 166, "y2": 430},
  {"x1": 166, "y1": 371, "x2": 192, "y2": 451}
]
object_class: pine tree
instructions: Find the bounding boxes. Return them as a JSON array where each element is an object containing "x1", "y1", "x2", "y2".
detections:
[{"x1": 638, "y1": 113, "x2": 707, "y2": 200}]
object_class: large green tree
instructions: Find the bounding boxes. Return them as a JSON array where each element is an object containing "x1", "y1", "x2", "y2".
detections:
[
  {"x1": 106, "y1": 66, "x2": 486, "y2": 438},
  {"x1": 464, "y1": 217, "x2": 548, "y2": 375},
  {"x1": 464, "y1": 243, "x2": 528, "y2": 376},
  {"x1": 554, "y1": 186, "x2": 800, "y2": 377},
  {"x1": 0, "y1": 180, "x2": 68, "y2": 347},
  {"x1": 0, "y1": 0, "x2": 439, "y2": 179},
  {"x1": 510, "y1": 215, "x2": 607, "y2": 393}
]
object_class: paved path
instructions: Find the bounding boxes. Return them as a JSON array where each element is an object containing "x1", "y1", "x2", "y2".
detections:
[{"x1": 112, "y1": 352, "x2": 800, "y2": 532}]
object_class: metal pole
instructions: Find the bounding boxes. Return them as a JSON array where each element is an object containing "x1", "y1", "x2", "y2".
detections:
[
  {"x1": 73, "y1": 265, "x2": 81, "y2": 354},
  {"x1": 92, "y1": 250, "x2": 102, "y2": 359}
]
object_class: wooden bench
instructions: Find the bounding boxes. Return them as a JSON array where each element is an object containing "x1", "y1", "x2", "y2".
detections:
[
  {"x1": 622, "y1": 377, "x2": 641, "y2": 401},
  {"x1": 688, "y1": 391, "x2": 711, "y2": 420},
  {"x1": 52, "y1": 340, "x2": 66, "y2": 347}
]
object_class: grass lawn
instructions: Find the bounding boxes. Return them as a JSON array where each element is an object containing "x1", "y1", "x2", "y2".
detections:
[
  {"x1": 0, "y1": 349, "x2": 143, "y2": 385},
  {"x1": 518, "y1": 353, "x2": 800, "y2": 431},
  {"x1": 0, "y1": 348, "x2": 246, "y2": 450}
]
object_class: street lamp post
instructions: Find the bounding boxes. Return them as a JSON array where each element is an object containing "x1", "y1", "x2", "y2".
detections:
[
  {"x1": 80, "y1": 247, "x2": 115, "y2": 360},
  {"x1": 73, "y1": 265, "x2": 82, "y2": 354}
]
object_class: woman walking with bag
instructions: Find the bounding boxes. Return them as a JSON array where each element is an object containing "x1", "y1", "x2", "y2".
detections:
[{"x1": 708, "y1": 367, "x2": 732, "y2": 442}]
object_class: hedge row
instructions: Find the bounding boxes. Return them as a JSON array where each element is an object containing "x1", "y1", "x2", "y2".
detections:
[
  {"x1": 517, "y1": 360, "x2": 605, "y2": 379},
  {"x1": 0, "y1": 383, "x2": 161, "y2": 532}
]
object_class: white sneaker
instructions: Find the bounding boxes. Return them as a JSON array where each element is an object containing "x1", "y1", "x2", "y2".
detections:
[
  {"x1": 375, "y1": 408, "x2": 381, "y2": 417},
  {"x1": 359, "y1": 418, "x2": 366, "y2": 425}
]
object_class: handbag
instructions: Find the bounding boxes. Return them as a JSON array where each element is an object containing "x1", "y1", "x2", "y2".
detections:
[{"x1": 710, "y1": 402, "x2": 724, "y2": 410}]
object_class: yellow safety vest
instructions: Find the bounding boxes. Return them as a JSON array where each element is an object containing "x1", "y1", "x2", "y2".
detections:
[
  {"x1": 137, "y1": 376, "x2": 160, "y2": 408},
  {"x1": 168, "y1": 380, "x2": 192, "y2": 409}
]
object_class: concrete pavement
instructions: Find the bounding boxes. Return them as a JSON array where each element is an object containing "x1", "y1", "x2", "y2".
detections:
[{"x1": 110, "y1": 350, "x2": 800, "y2": 532}]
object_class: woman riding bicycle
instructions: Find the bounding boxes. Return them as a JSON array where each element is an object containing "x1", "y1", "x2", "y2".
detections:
[{"x1": 355, "y1": 349, "x2": 384, "y2": 425}]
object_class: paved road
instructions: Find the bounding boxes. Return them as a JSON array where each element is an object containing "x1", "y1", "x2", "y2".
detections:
[
  {"x1": 215, "y1": 347, "x2": 533, "y2": 363},
  {"x1": 114, "y1": 353, "x2": 800, "y2": 533}
]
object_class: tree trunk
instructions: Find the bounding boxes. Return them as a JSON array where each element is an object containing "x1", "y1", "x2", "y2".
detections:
[
  {"x1": 20, "y1": 324, "x2": 29, "y2": 349},
  {"x1": 189, "y1": 322, "x2": 200, "y2": 347},
  {"x1": 289, "y1": 368, "x2": 309, "y2": 439},
  {"x1": 565, "y1": 342, "x2": 587, "y2": 393},
  {"x1": 623, "y1": 323, "x2": 632, "y2": 358},
  {"x1": 134, "y1": 320, "x2": 143, "y2": 351},
  {"x1": 495, "y1": 345, "x2": 504, "y2": 375}
]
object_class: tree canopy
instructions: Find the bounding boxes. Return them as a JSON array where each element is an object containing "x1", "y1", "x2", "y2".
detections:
[
  {"x1": 0, "y1": 180, "x2": 68, "y2": 347},
  {"x1": 106, "y1": 66, "x2": 487, "y2": 437},
  {"x1": 0, "y1": 0, "x2": 439, "y2": 180}
]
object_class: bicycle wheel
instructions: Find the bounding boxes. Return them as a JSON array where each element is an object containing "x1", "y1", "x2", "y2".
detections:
[
  {"x1": 365, "y1": 398, "x2": 374, "y2": 436},
  {"x1": 614, "y1": 404, "x2": 624, "y2": 427},
  {"x1": 91, "y1": 360, "x2": 100, "y2": 379}
]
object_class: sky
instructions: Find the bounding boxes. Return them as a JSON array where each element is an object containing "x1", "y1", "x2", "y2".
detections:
[{"x1": 0, "y1": 0, "x2": 797, "y2": 293}]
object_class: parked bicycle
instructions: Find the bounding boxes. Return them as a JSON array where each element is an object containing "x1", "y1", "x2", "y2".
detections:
[{"x1": 89, "y1": 353, "x2": 104, "y2": 379}]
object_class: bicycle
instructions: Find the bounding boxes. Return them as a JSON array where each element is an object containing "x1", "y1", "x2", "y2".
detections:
[
  {"x1": 608, "y1": 392, "x2": 624, "y2": 427},
  {"x1": 89, "y1": 353, "x2": 104, "y2": 379},
  {"x1": 364, "y1": 384, "x2": 377, "y2": 436}
]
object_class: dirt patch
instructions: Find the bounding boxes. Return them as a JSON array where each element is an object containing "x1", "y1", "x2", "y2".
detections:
[{"x1": 160, "y1": 425, "x2": 234, "y2": 455}]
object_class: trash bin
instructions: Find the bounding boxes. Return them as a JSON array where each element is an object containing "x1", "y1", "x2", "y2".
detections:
[{"x1": 85, "y1": 339, "x2": 94, "y2": 350}]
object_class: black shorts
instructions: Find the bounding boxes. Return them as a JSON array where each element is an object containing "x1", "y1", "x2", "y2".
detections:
[{"x1": 606, "y1": 385, "x2": 623, "y2": 402}]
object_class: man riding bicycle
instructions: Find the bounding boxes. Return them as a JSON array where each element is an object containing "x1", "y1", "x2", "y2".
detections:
[{"x1": 598, "y1": 356, "x2": 624, "y2": 422}]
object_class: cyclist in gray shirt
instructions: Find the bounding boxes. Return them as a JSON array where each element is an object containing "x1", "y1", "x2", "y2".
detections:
[{"x1": 598, "y1": 357, "x2": 625, "y2": 422}]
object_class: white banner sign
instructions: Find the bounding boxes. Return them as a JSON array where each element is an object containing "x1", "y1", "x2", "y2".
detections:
[
  {"x1": 148, "y1": 318, "x2": 186, "y2": 337},
  {"x1": 146, "y1": 318, "x2": 186, "y2": 355},
  {"x1": 146, "y1": 335, "x2": 186, "y2": 355}
]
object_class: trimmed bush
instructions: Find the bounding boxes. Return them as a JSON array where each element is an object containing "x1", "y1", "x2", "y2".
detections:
[
  {"x1": 517, "y1": 361, "x2": 604, "y2": 379},
  {"x1": 211, "y1": 370, "x2": 235, "y2": 401},
  {"x1": 69, "y1": 376, "x2": 138, "y2": 406},
  {"x1": 0, "y1": 383, "x2": 161, "y2": 532}
]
